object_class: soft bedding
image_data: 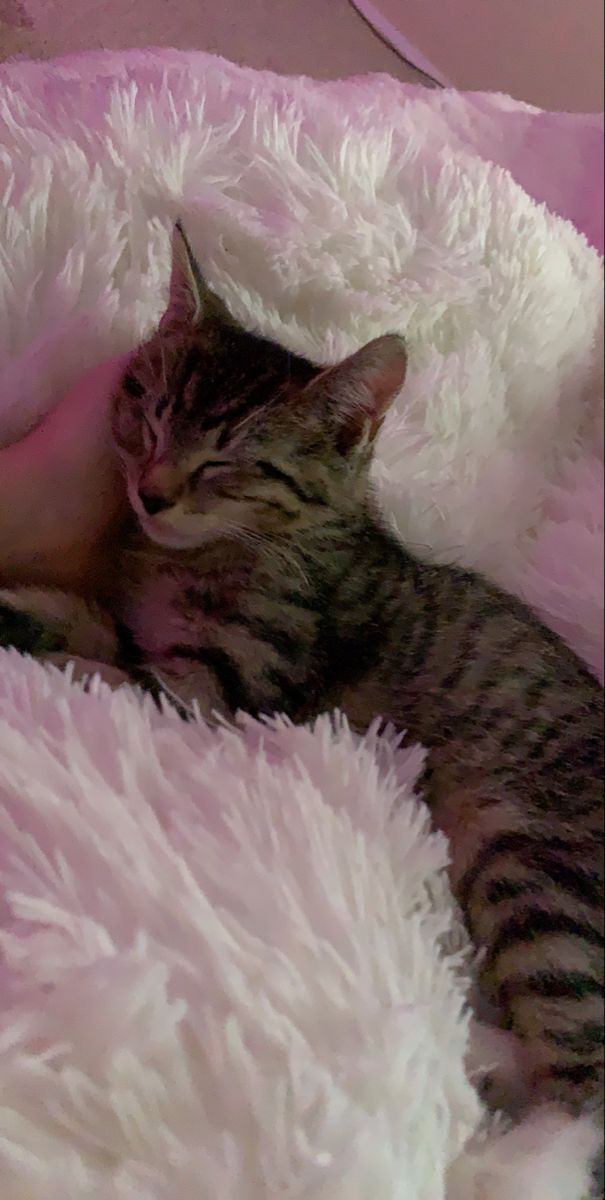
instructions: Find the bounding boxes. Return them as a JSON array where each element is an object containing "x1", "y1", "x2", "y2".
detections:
[{"x1": 0, "y1": 49, "x2": 602, "y2": 1199}]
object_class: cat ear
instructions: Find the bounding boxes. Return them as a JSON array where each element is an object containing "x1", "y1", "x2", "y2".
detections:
[
  {"x1": 307, "y1": 335, "x2": 407, "y2": 454},
  {"x1": 161, "y1": 220, "x2": 234, "y2": 332}
]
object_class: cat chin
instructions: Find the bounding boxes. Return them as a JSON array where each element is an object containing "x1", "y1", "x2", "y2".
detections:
[
  {"x1": 139, "y1": 519, "x2": 206, "y2": 550},
  {"x1": 137, "y1": 506, "x2": 256, "y2": 551}
]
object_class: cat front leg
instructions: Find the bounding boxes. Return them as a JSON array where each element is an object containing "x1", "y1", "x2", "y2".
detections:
[
  {"x1": 0, "y1": 587, "x2": 119, "y2": 663},
  {"x1": 135, "y1": 657, "x2": 232, "y2": 723}
]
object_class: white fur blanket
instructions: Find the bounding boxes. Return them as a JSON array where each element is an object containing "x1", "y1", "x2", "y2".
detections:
[{"x1": 0, "y1": 50, "x2": 603, "y2": 1199}]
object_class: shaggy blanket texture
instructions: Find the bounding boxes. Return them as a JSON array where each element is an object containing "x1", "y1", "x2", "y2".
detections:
[{"x1": 0, "y1": 49, "x2": 603, "y2": 1199}]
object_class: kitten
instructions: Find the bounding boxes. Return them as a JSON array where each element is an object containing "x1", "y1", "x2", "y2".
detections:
[{"x1": 3, "y1": 226, "x2": 604, "y2": 1127}]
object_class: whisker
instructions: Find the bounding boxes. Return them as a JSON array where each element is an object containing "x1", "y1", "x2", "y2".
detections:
[
  {"x1": 210, "y1": 519, "x2": 308, "y2": 587},
  {"x1": 230, "y1": 404, "x2": 270, "y2": 442},
  {"x1": 245, "y1": 526, "x2": 311, "y2": 588},
  {"x1": 147, "y1": 668, "x2": 196, "y2": 719}
]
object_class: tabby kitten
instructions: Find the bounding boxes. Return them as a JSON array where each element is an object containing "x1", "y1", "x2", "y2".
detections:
[
  {"x1": 4, "y1": 226, "x2": 604, "y2": 1127},
  {"x1": 112, "y1": 226, "x2": 604, "y2": 1120}
]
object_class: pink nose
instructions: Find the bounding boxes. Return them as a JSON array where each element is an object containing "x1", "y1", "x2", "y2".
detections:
[{"x1": 137, "y1": 463, "x2": 181, "y2": 516}]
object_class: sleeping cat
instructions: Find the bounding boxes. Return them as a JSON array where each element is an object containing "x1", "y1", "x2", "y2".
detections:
[{"x1": 1, "y1": 225, "x2": 603, "y2": 1129}]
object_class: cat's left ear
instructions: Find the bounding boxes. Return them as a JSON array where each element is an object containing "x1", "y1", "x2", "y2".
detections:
[
  {"x1": 161, "y1": 220, "x2": 235, "y2": 333},
  {"x1": 307, "y1": 334, "x2": 407, "y2": 454}
]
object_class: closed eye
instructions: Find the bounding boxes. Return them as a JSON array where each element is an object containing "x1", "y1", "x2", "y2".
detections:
[{"x1": 190, "y1": 460, "x2": 231, "y2": 483}]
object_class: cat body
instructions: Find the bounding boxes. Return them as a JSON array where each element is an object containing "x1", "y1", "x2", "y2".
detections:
[
  {"x1": 114, "y1": 466, "x2": 603, "y2": 1114},
  {"x1": 1, "y1": 225, "x2": 603, "y2": 1128}
]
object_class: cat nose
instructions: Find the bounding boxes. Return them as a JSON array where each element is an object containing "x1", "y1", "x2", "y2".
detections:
[
  {"x1": 138, "y1": 489, "x2": 172, "y2": 516},
  {"x1": 138, "y1": 463, "x2": 180, "y2": 516}
]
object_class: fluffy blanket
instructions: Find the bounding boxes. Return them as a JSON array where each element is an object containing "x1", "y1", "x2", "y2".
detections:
[{"x1": 0, "y1": 49, "x2": 603, "y2": 1199}]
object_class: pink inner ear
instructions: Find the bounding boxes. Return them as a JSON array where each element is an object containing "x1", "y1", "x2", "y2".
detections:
[
  {"x1": 370, "y1": 346, "x2": 408, "y2": 419},
  {"x1": 337, "y1": 335, "x2": 408, "y2": 451}
]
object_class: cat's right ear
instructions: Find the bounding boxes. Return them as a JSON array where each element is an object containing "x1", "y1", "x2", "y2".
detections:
[
  {"x1": 160, "y1": 221, "x2": 234, "y2": 334},
  {"x1": 306, "y1": 334, "x2": 407, "y2": 455}
]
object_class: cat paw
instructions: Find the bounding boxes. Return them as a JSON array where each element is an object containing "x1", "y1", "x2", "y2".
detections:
[
  {"x1": 0, "y1": 587, "x2": 119, "y2": 662},
  {"x1": 466, "y1": 1020, "x2": 529, "y2": 1115}
]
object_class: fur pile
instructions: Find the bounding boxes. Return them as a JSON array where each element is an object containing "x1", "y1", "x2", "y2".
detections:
[{"x1": 0, "y1": 49, "x2": 602, "y2": 1198}]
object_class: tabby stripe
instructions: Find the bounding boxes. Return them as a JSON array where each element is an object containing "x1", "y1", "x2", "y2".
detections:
[
  {"x1": 498, "y1": 726, "x2": 526, "y2": 755},
  {"x1": 265, "y1": 668, "x2": 309, "y2": 712},
  {"x1": 458, "y1": 831, "x2": 602, "y2": 911},
  {"x1": 256, "y1": 460, "x2": 326, "y2": 506},
  {"x1": 541, "y1": 1063, "x2": 601, "y2": 1088},
  {"x1": 198, "y1": 372, "x2": 282, "y2": 432},
  {"x1": 402, "y1": 556, "x2": 424, "y2": 598},
  {"x1": 486, "y1": 909, "x2": 604, "y2": 972},
  {"x1": 0, "y1": 604, "x2": 65, "y2": 654},
  {"x1": 229, "y1": 615, "x2": 304, "y2": 661},
  {"x1": 281, "y1": 590, "x2": 321, "y2": 613},
  {"x1": 533, "y1": 851, "x2": 603, "y2": 909},
  {"x1": 116, "y1": 618, "x2": 152, "y2": 667},
  {"x1": 498, "y1": 970, "x2": 604, "y2": 1004},
  {"x1": 544, "y1": 1022, "x2": 604, "y2": 1056},
  {"x1": 522, "y1": 675, "x2": 553, "y2": 710},
  {"x1": 318, "y1": 517, "x2": 350, "y2": 535},
  {"x1": 168, "y1": 645, "x2": 251, "y2": 713},
  {"x1": 345, "y1": 567, "x2": 384, "y2": 614},
  {"x1": 548, "y1": 738, "x2": 602, "y2": 776},
  {"x1": 172, "y1": 348, "x2": 199, "y2": 411},
  {"x1": 439, "y1": 611, "x2": 486, "y2": 690},
  {"x1": 182, "y1": 587, "x2": 312, "y2": 641},
  {"x1": 427, "y1": 567, "x2": 465, "y2": 624},
  {"x1": 483, "y1": 854, "x2": 603, "y2": 911},
  {"x1": 406, "y1": 590, "x2": 441, "y2": 675},
  {"x1": 526, "y1": 718, "x2": 571, "y2": 763},
  {"x1": 484, "y1": 877, "x2": 542, "y2": 904},
  {"x1": 441, "y1": 702, "x2": 520, "y2": 746},
  {"x1": 458, "y1": 831, "x2": 547, "y2": 906},
  {"x1": 201, "y1": 393, "x2": 263, "y2": 433},
  {"x1": 182, "y1": 586, "x2": 214, "y2": 615},
  {"x1": 242, "y1": 495, "x2": 296, "y2": 517},
  {"x1": 459, "y1": 699, "x2": 508, "y2": 729}
]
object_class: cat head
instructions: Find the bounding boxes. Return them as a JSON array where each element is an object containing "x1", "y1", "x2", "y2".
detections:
[{"x1": 112, "y1": 223, "x2": 407, "y2": 550}]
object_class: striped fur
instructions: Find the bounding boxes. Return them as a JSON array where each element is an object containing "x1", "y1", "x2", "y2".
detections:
[{"x1": 4, "y1": 227, "x2": 603, "y2": 1126}]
